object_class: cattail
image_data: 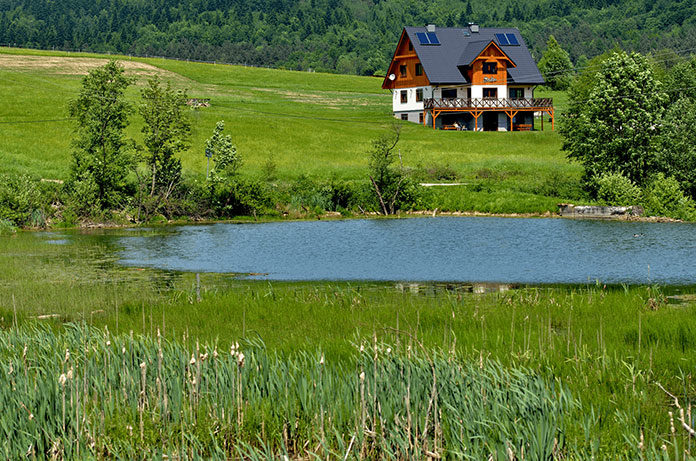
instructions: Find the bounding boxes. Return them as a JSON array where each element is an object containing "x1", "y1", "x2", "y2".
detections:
[
  {"x1": 386, "y1": 347, "x2": 392, "y2": 355},
  {"x1": 669, "y1": 411, "x2": 676, "y2": 435},
  {"x1": 58, "y1": 373, "x2": 67, "y2": 386},
  {"x1": 190, "y1": 354, "x2": 196, "y2": 365},
  {"x1": 66, "y1": 368, "x2": 73, "y2": 380},
  {"x1": 106, "y1": 340, "x2": 111, "y2": 346},
  {"x1": 64, "y1": 349, "x2": 70, "y2": 363},
  {"x1": 359, "y1": 371, "x2": 365, "y2": 381},
  {"x1": 237, "y1": 352, "x2": 245, "y2": 368},
  {"x1": 8, "y1": 362, "x2": 13, "y2": 375},
  {"x1": 319, "y1": 354, "x2": 324, "y2": 366}
]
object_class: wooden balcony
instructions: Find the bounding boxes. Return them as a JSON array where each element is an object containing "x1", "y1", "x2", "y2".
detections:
[
  {"x1": 423, "y1": 97, "x2": 553, "y2": 110},
  {"x1": 422, "y1": 97, "x2": 555, "y2": 131}
]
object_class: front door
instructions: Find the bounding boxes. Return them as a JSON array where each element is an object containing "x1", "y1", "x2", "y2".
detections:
[{"x1": 482, "y1": 112, "x2": 498, "y2": 131}]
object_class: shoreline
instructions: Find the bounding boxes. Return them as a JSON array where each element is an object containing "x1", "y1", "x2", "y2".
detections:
[{"x1": 6, "y1": 207, "x2": 683, "y2": 232}]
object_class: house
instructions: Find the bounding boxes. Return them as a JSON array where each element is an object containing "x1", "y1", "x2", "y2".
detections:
[{"x1": 382, "y1": 24, "x2": 554, "y2": 131}]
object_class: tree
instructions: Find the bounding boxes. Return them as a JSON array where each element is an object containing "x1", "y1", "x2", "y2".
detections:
[
  {"x1": 658, "y1": 97, "x2": 696, "y2": 198},
  {"x1": 137, "y1": 76, "x2": 191, "y2": 218},
  {"x1": 206, "y1": 120, "x2": 241, "y2": 180},
  {"x1": 560, "y1": 51, "x2": 667, "y2": 190},
  {"x1": 662, "y1": 56, "x2": 696, "y2": 104},
  {"x1": 538, "y1": 35, "x2": 573, "y2": 90},
  {"x1": 68, "y1": 60, "x2": 134, "y2": 212},
  {"x1": 368, "y1": 125, "x2": 405, "y2": 215}
]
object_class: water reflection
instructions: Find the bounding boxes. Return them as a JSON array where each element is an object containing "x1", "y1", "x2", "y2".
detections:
[{"x1": 113, "y1": 217, "x2": 696, "y2": 285}]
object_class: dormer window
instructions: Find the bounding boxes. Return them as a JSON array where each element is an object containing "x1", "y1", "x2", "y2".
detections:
[{"x1": 483, "y1": 62, "x2": 497, "y2": 74}]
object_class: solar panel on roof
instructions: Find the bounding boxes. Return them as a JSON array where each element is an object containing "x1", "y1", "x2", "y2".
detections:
[
  {"x1": 426, "y1": 32, "x2": 440, "y2": 44},
  {"x1": 506, "y1": 33, "x2": 520, "y2": 45},
  {"x1": 495, "y1": 33, "x2": 510, "y2": 45},
  {"x1": 416, "y1": 32, "x2": 430, "y2": 45}
]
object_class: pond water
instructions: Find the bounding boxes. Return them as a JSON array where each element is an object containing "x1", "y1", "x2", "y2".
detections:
[{"x1": 112, "y1": 217, "x2": 696, "y2": 285}]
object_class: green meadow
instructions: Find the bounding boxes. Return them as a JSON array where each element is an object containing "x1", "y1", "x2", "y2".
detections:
[{"x1": 0, "y1": 48, "x2": 582, "y2": 215}]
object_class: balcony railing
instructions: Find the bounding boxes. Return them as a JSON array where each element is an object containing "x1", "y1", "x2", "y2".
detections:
[{"x1": 424, "y1": 98, "x2": 553, "y2": 110}]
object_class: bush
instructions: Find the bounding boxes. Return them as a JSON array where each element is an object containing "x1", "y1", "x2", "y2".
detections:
[
  {"x1": 0, "y1": 174, "x2": 53, "y2": 227},
  {"x1": 0, "y1": 219, "x2": 17, "y2": 235},
  {"x1": 411, "y1": 162, "x2": 458, "y2": 182},
  {"x1": 642, "y1": 173, "x2": 696, "y2": 220},
  {"x1": 285, "y1": 175, "x2": 361, "y2": 213},
  {"x1": 594, "y1": 172, "x2": 641, "y2": 206},
  {"x1": 535, "y1": 171, "x2": 587, "y2": 201},
  {"x1": 211, "y1": 178, "x2": 277, "y2": 217}
]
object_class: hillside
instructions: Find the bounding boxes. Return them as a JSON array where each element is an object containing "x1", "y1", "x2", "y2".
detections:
[
  {"x1": 1, "y1": 0, "x2": 695, "y2": 76},
  {"x1": 0, "y1": 49, "x2": 577, "y2": 214}
]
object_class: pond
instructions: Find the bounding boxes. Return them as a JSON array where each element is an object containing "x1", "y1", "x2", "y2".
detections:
[{"x1": 110, "y1": 217, "x2": 696, "y2": 285}]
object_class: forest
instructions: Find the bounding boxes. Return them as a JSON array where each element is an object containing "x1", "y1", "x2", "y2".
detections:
[{"x1": 1, "y1": 0, "x2": 696, "y2": 75}]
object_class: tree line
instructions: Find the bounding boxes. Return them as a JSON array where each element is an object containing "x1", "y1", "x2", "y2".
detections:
[{"x1": 2, "y1": 0, "x2": 696, "y2": 75}]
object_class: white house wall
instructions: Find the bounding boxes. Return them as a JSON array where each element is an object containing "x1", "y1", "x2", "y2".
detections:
[{"x1": 392, "y1": 86, "x2": 433, "y2": 112}]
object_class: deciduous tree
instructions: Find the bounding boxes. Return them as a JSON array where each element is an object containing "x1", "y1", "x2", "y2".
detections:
[
  {"x1": 368, "y1": 125, "x2": 405, "y2": 215},
  {"x1": 139, "y1": 76, "x2": 191, "y2": 197},
  {"x1": 68, "y1": 60, "x2": 134, "y2": 212},
  {"x1": 560, "y1": 51, "x2": 666, "y2": 190}
]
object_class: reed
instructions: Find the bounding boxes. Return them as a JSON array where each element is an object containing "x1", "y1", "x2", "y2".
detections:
[{"x1": 1, "y1": 324, "x2": 575, "y2": 459}]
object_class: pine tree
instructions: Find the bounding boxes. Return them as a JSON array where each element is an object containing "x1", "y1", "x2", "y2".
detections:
[{"x1": 538, "y1": 35, "x2": 574, "y2": 90}]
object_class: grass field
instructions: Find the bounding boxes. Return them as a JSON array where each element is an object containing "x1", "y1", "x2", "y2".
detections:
[
  {"x1": 0, "y1": 48, "x2": 584, "y2": 215},
  {"x1": 2, "y1": 229, "x2": 696, "y2": 457}
]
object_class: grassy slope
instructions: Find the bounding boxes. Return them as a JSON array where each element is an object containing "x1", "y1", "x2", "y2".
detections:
[{"x1": 0, "y1": 48, "x2": 582, "y2": 213}]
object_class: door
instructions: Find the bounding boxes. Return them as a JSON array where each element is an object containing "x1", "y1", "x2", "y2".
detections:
[{"x1": 482, "y1": 112, "x2": 498, "y2": 131}]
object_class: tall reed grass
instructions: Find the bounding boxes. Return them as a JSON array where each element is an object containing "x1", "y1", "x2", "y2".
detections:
[{"x1": 0, "y1": 324, "x2": 578, "y2": 459}]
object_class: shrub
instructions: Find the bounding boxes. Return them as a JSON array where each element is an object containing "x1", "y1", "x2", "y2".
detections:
[
  {"x1": 642, "y1": 173, "x2": 696, "y2": 220},
  {"x1": 211, "y1": 178, "x2": 277, "y2": 217},
  {"x1": 0, "y1": 174, "x2": 52, "y2": 227},
  {"x1": 412, "y1": 162, "x2": 458, "y2": 182},
  {"x1": 285, "y1": 175, "x2": 361, "y2": 213},
  {"x1": 594, "y1": 172, "x2": 641, "y2": 206},
  {"x1": 535, "y1": 171, "x2": 587, "y2": 201},
  {"x1": 0, "y1": 219, "x2": 16, "y2": 235}
]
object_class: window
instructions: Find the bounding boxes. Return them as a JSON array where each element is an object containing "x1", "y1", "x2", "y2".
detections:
[
  {"x1": 483, "y1": 88, "x2": 497, "y2": 99},
  {"x1": 415, "y1": 63, "x2": 423, "y2": 76},
  {"x1": 509, "y1": 88, "x2": 525, "y2": 99},
  {"x1": 419, "y1": 113, "x2": 424, "y2": 124},
  {"x1": 401, "y1": 114, "x2": 409, "y2": 121},
  {"x1": 442, "y1": 88, "x2": 457, "y2": 99},
  {"x1": 466, "y1": 88, "x2": 472, "y2": 99},
  {"x1": 400, "y1": 90, "x2": 408, "y2": 104},
  {"x1": 483, "y1": 61, "x2": 497, "y2": 74},
  {"x1": 408, "y1": 42, "x2": 413, "y2": 51},
  {"x1": 416, "y1": 88, "x2": 423, "y2": 102},
  {"x1": 400, "y1": 65, "x2": 407, "y2": 78}
]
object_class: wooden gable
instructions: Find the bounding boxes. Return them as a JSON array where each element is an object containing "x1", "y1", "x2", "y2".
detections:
[
  {"x1": 382, "y1": 30, "x2": 430, "y2": 90},
  {"x1": 467, "y1": 41, "x2": 516, "y2": 86}
]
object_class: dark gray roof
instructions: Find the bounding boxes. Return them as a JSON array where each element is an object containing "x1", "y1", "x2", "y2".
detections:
[{"x1": 403, "y1": 26, "x2": 544, "y2": 85}]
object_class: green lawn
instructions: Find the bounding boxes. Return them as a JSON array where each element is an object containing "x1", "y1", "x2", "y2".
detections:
[{"x1": 0, "y1": 48, "x2": 584, "y2": 214}]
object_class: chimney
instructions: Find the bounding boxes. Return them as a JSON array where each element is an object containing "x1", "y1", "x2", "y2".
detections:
[
  {"x1": 469, "y1": 23, "x2": 479, "y2": 33},
  {"x1": 426, "y1": 24, "x2": 436, "y2": 32}
]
